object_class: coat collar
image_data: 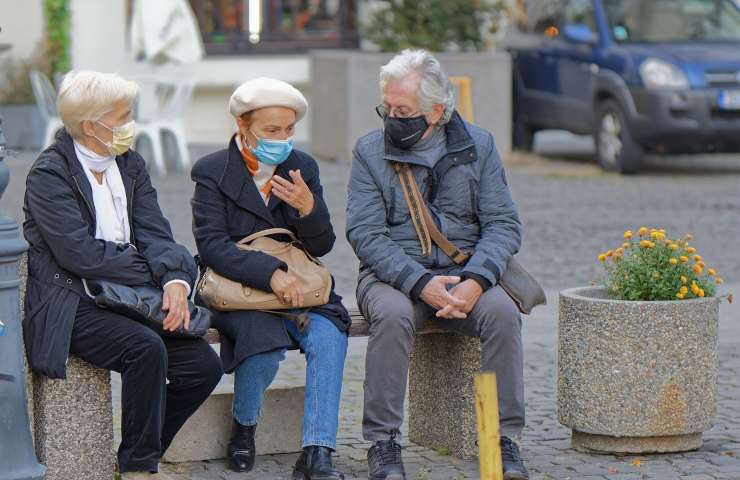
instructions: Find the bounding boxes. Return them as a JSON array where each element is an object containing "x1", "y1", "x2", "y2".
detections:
[
  {"x1": 52, "y1": 130, "x2": 137, "y2": 218},
  {"x1": 383, "y1": 110, "x2": 477, "y2": 166},
  {"x1": 218, "y1": 136, "x2": 303, "y2": 224}
]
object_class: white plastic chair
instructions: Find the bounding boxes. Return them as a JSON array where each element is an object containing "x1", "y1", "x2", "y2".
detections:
[
  {"x1": 131, "y1": 75, "x2": 195, "y2": 176},
  {"x1": 30, "y1": 70, "x2": 65, "y2": 149}
]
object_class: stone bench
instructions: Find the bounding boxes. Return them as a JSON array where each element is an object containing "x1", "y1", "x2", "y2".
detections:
[
  {"x1": 21, "y1": 248, "x2": 481, "y2": 479},
  {"x1": 172, "y1": 311, "x2": 482, "y2": 460}
]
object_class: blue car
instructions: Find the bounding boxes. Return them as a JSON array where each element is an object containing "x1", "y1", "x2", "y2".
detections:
[{"x1": 506, "y1": 0, "x2": 740, "y2": 173}]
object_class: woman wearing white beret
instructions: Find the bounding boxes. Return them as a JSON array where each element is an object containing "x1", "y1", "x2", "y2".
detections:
[{"x1": 191, "y1": 77, "x2": 349, "y2": 479}]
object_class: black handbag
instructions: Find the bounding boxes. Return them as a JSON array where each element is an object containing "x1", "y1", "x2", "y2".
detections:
[{"x1": 86, "y1": 280, "x2": 212, "y2": 339}]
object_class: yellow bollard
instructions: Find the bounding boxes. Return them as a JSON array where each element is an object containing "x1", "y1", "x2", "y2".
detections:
[
  {"x1": 475, "y1": 373, "x2": 503, "y2": 480},
  {"x1": 450, "y1": 76, "x2": 474, "y2": 123}
]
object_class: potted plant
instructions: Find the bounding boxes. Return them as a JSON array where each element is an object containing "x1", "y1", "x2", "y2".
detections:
[
  {"x1": 557, "y1": 227, "x2": 732, "y2": 453},
  {"x1": 0, "y1": 55, "x2": 46, "y2": 150},
  {"x1": 309, "y1": 0, "x2": 512, "y2": 163}
]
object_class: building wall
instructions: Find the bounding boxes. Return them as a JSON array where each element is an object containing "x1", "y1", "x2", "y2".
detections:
[{"x1": 0, "y1": 0, "x2": 45, "y2": 68}]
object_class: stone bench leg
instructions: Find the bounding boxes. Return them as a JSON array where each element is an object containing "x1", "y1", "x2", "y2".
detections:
[
  {"x1": 33, "y1": 356, "x2": 116, "y2": 480},
  {"x1": 408, "y1": 333, "x2": 481, "y2": 459}
]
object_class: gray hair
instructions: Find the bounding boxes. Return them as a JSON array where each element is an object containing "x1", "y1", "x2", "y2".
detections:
[
  {"x1": 379, "y1": 49, "x2": 455, "y2": 125},
  {"x1": 57, "y1": 71, "x2": 140, "y2": 138}
]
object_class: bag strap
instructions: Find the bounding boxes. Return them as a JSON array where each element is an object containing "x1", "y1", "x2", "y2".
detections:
[
  {"x1": 392, "y1": 162, "x2": 432, "y2": 257},
  {"x1": 238, "y1": 228, "x2": 297, "y2": 246},
  {"x1": 393, "y1": 162, "x2": 471, "y2": 266}
]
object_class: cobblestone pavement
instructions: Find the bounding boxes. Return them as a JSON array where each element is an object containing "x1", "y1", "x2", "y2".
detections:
[{"x1": 4, "y1": 141, "x2": 740, "y2": 479}]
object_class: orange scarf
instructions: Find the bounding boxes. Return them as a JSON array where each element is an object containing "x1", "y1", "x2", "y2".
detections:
[{"x1": 237, "y1": 135, "x2": 272, "y2": 199}]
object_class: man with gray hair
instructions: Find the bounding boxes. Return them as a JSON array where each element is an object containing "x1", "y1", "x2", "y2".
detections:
[{"x1": 346, "y1": 50, "x2": 528, "y2": 479}]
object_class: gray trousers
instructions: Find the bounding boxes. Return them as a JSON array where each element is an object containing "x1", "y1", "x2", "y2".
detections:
[{"x1": 358, "y1": 276, "x2": 525, "y2": 441}]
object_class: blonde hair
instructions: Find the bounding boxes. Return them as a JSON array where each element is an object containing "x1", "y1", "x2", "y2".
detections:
[{"x1": 57, "y1": 71, "x2": 140, "y2": 138}]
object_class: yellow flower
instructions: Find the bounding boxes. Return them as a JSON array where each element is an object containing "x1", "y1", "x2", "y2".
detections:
[
  {"x1": 696, "y1": 261, "x2": 705, "y2": 269},
  {"x1": 624, "y1": 230, "x2": 633, "y2": 239},
  {"x1": 708, "y1": 268, "x2": 717, "y2": 276},
  {"x1": 638, "y1": 227, "x2": 649, "y2": 236},
  {"x1": 676, "y1": 292, "x2": 685, "y2": 300},
  {"x1": 650, "y1": 231, "x2": 659, "y2": 239},
  {"x1": 693, "y1": 255, "x2": 703, "y2": 262},
  {"x1": 691, "y1": 283, "x2": 701, "y2": 295},
  {"x1": 669, "y1": 258, "x2": 678, "y2": 265},
  {"x1": 698, "y1": 289, "x2": 705, "y2": 298},
  {"x1": 686, "y1": 247, "x2": 697, "y2": 254},
  {"x1": 680, "y1": 256, "x2": 689, "y2": 263},
  {"x1": 606, "y1": 249, "x2": 613, "y2": 257},
  {"x1": 659, "y1": 229, "x2": 666, "y2": 235},
  {"x1": 686, "y1": 234, "x2": 694, "y2": 241},
  {"x1": 598, "y1": 254, "x2": 607, "y2": 262},
  {"x1": 716, "y1": 277, "x2": 724, "y2": 285},
  {"x1": 615, "y1": 247, "x2": 624, "y2": 256},
  {"x1": 670, "y1": 244, "x2": 679, "y2": 251},
  {"x1": 622, "y1": 242, "x2": 630, "y2": 249},
  {"x1": 680, "y1": 286, "x2": 689, "y2": 295},
  {"x1": 693, "y1": 264, "x2": 703, "y2": 274},
  {"x1": 681, "y1": 276, "x2": 688, "y2": 284}
]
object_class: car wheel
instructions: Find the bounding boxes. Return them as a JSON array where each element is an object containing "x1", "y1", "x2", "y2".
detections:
[
  {"x1": 513, "y1": 116, "x2": 535, "y2": 152},
  {"x1": 595, "y1": 100, "x2": 642, "y2": 174}
]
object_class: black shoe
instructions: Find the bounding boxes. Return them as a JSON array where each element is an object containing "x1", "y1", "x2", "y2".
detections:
[
  {"x1": 501, "y1": 436, "x2": 529, "y2": 480},
  {"x1": 227, "y1": 420, "x2": 256, "y2": 472},
  {"x1": 367, "y1": 435, "x2": 406, "y2": 480},
  {"x1": 292, "y1": 446, "x2": 344, "y2": 480}
]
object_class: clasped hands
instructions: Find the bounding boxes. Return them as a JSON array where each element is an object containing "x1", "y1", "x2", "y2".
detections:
[{"x1": 420, "y1": 275, "x2": 482, "y2": 319}]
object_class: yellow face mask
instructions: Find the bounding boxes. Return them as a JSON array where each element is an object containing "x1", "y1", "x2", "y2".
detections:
[{"x1": 95, "y1": 120, "x2": 136, "y2": 156}]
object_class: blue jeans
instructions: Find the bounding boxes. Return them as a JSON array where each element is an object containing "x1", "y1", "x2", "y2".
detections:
[{"x1": 233, "y1": 313, "x2": 348, "y2": 449}]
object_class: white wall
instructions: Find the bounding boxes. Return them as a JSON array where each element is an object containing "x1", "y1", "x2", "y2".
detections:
[{"x1": 0, "y1": 0, "x2": 45, "y2": 66}]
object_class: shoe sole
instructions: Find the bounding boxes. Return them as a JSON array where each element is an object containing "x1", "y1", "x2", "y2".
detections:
[
  {"x1": 503, "y1": 472, "x2": 529, "y2": 480},
  {"x1": 292, "y1": 470, "x2": 345, "y2": 480}
]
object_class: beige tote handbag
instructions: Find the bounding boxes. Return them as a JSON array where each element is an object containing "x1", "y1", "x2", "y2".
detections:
[{"x1": 197, "y1": 228, "x2": 332, "y2": 311}]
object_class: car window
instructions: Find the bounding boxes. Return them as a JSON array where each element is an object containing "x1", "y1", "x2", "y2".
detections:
[
  {"x1": 515, "y1": 0, "x2": 597, "y2": 38},
  {"x1": 603, "y1": 0, "x2": 740, "y2": 42}
]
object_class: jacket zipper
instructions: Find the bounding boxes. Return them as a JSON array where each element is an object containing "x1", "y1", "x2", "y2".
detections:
[
  {"x1": 73, "y1": 176, "x2": 95, "y2": 221},
  {"x1": 128, "y1": 178, "x2": 136, "y2": 245}
]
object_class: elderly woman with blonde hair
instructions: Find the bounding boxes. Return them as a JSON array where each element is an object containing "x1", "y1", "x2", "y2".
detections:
[
  {"x1": 191, "y1": 77, "x2": 349, "y2": 479},
  {"x1": 23, "y1": 71, "x2": 222, "y2": 479}
]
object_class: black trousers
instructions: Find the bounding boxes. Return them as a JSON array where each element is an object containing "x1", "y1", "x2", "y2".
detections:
[{"x1": 70, "y1": 298, "x2": 223, "y2": 473}]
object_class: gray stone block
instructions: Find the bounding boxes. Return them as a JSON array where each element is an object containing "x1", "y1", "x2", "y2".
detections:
[
  {"x1": 20, "y1": 253, "x2": 116, "y2": 479},
  {"x1": 558, "y1": 286, "x2": 719, "y2": 454},
  {"x1": 32, "y1": 357, "x2": 115, "y2": 480},
  {"x1": 163, "y1": 383, "x2": 304, "y2": 463},
  {"x1": 310, "y1": 50, "x2": 512, "y2": 164},
  {"x1": 408, "y1": 332, "x2": 481, "y2": 459}
]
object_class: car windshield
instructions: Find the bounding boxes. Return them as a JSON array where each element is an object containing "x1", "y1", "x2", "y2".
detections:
[{"x1": 603, "y1": 0, "x2": 740, "y2": 43}]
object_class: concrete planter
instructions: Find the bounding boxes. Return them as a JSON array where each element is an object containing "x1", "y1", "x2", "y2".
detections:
[
  {"x1": 0, "y1": 104, "x2": 43, "y2": 150},
  {"x1": 309, "y1": 49, "x2": 511, "y2": 163},
  {"x1": 557, "y1": 286, "x2": 719, "y2": 454}
]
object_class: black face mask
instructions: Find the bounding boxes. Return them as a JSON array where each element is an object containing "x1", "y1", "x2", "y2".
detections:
[{"x1": 384, "y1": 115, "x2": 429, "y2": 150}]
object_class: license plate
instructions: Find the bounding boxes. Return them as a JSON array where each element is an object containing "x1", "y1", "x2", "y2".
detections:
[{"x1": 717, "y1": 90, "x2": 740, "y2": 110}]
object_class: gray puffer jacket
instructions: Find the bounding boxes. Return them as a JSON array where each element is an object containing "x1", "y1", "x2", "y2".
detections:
[{"x1": 346, "y1": 111, "x2": 521, "y2": 298}]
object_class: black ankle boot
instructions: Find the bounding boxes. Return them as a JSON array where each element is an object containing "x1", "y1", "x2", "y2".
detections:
[
  {"x1": 227, "y1": 420, "x2": 256, "y2": 472},
  {"x1": 292, "y1": 446, "x2": 344, "y2": 480}
]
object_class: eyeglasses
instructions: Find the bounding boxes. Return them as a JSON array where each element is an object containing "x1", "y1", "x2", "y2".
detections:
[{"x1": 375, "y1": 104, "x2": 421, "y2": 120}]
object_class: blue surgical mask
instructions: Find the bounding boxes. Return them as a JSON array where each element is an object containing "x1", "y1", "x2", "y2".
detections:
[{"x1": 248, "y1": 130, "x2": 293, "y2": 165}]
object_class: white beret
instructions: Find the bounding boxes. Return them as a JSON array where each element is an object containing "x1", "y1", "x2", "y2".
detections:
[{"x1": 228, "y1": 77, "x2": 308, "y2": 121}]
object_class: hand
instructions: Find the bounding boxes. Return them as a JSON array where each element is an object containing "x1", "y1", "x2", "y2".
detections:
[
  {"x1": 448, "y1": 279, "x2": 483, "y2": 314},
  {"x1": 162, "y1": 283, "x2": 190, "y2": 332},
  {"x1": 269, "y1": 269, "x2": 305, "y2": 308},
  {"x1": 420, "y1": 275, "x2": 468, "y2": 319},
  {"x1": 270, "y1": 170, "x2": 315, "y2": 217}
]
